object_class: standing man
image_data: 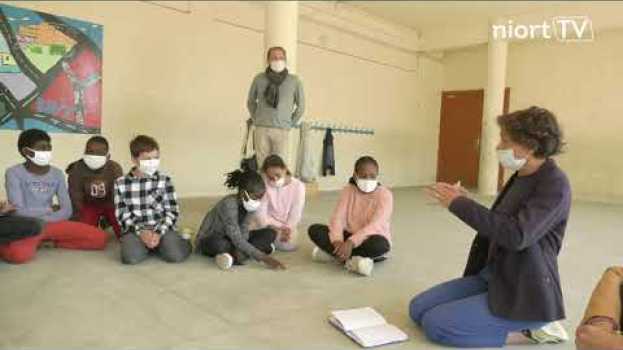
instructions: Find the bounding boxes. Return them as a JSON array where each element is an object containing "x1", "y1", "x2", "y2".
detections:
[{"x1": 247, "y1": 46, "x2": 305, "y2": 167}]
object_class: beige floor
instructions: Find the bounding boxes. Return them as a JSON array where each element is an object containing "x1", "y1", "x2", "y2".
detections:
[{"x1": 1, "y1": 187, "x2": 620, "y2": 349}]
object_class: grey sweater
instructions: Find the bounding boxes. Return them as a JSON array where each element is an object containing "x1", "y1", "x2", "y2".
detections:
[
  {"x1": 247, "y1": 72, "x2": 305, "y2": 129},
  {"x1": 195, "y1": 194, "x2": 265, "y2": 261}
]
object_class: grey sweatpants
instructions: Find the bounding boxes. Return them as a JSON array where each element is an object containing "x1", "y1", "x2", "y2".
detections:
[{"x1": 120, "y1": 231, "x2": 191, "y2": 265}]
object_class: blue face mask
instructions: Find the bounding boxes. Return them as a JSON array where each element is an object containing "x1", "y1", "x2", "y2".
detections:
[{"x1": 496, "y1": 149, "x2": 527, "y2": 171}]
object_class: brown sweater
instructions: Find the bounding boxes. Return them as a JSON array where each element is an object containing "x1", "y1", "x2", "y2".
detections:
[{"x1": 66, "y1": 159, "x2": 123, "y2": 214}]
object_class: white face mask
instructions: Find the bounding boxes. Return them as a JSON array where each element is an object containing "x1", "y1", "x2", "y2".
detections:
[
  {"x1": 270, "y1": 60, "x2": 286, "y2": 73},
  {"x1": 356, "y1": 178, "x2": 378, "y2": 193},
  {"x1": 242, "y1": 191, "x2": 261, "y2": 212},
  {"x1": 83, "y1": 154, "x2": 107, "y2": 170},
  {"x1": 26, "y1": 148, "x2": 52, "y2": 167},
  {"x1": 497, "y1": 149, "x2": 527, "y2": 171},
  {"x1": 139, "y1": 159, "x2": 160, "y2": 176},
  {"x1": 272, "y1": 177, "x2": 286, "y2": 188}
]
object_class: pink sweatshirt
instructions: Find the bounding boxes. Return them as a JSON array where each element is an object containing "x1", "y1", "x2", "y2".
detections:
[
  {"x1": 329, "y1": 184, "x2": 393, "y2": 247},
  {"x1": 257, "y1": 176, "x2": 306, "y2": 230}
]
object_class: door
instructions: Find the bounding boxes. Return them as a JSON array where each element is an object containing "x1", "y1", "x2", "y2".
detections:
[
  {"x1": 436, "y1": 88, "x2": 511, "y2": 190},
  {"x1": 436, "y1": 90, "x2": 484, "y2": 188}
]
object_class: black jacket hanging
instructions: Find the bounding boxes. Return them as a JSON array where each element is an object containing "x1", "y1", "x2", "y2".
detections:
[{"x1": 322, "y1": 128, "x2": 335, "y2": 176}]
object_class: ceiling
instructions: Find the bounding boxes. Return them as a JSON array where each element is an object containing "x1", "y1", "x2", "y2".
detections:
[
  {"x1": 350, "y1": 1, "x2": 623, "y2": 32},
  {"x1": 349, "y1": 1, "x2": 623, "y2": 48}
]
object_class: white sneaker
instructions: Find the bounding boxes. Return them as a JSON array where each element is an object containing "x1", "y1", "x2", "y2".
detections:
[
  {"x1": 215, "y1": 253, "x2": 233, "y2": 270},
  {"x1": 524, "y1": 321, "x2": 569, "y2": 344},
  {"x1": 312, "y1": 247, "x2": 334, "y2": 263},
  {"x1": 275, "y1": 240, "x2": 298, "y2": 252},
  {"x1": 180, "y1": 227, "x2": 196, "y2": 249},
  {"x1": 181, "y1": 228, "x2": 192, "y2": 240},
  {"x1": 345, "y1": 256, "x2": 374, "y2": 277}
]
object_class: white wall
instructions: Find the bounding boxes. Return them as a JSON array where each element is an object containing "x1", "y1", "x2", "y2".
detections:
[
  {"x1": 442, "y1": 29, "x2": 623, "y2": 202},
  {"x1": 0, "y1": 1, "x2": 443, "y2": 198}
]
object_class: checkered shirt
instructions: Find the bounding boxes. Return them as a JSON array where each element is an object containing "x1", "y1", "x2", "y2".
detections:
[{"x1": 114, "y1": 169, "x2": 179, "y2": 235}]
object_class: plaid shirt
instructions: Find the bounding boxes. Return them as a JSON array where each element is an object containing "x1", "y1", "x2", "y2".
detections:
[{"x1": 114, "y1": 169, "x2": 179, "y2": 235}]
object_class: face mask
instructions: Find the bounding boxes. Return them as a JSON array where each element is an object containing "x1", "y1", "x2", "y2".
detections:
[
  {"x1": 356, "y1": 178, "x2": 378, "y2": 193},
  {"x1": 272, "y1": 177, "x2": 286, "y2": 188},
  {"x1": 139, "y1": 159, "x2": 160, "y2": 176},
  {"x1": 497, "y1": 149, "x2": 527, "y2": 171},
  {"x1": 242, "y1": 191, "x2": 261, "y2": 212},
  {"x1": 270, "y1": 60, "x2": 286, "y2": 73},
  {"x1": 83, "y1": 155, "x2": 107, "y2": 170},
  {"x1": 26, "y1": 148, "x2": 52, "y2": 167}
]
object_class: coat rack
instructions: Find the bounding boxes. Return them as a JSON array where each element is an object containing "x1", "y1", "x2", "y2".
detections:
[{"x1": 297, "y1": 120, "x2": 375, "y2": 135}]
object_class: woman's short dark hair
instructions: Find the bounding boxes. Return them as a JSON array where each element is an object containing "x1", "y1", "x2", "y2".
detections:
[
  {"x1": 497, "y1": 106, "x2": 565, "y2": 158},
  {"x1": 17, "y1": 128, "x2": 50, "y2": 154}
]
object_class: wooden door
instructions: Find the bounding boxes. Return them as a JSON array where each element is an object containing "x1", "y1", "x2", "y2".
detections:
[
  {"x1": 436, "y1": 88, "x2": 511, "y2": 190},
  {"x1": 436, "y1": 90, "x2": 484, "y2": 188}
]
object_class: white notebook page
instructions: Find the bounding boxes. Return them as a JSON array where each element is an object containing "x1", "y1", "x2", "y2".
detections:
[{"x1": 330, "y1": 307, "x2": 387, "y2": 332}]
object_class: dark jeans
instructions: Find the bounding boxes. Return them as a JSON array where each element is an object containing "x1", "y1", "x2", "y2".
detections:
[
  {"x1": 308, "y1": 224, "x2": 390, "y2": 261},
  {"x1": 199, "y1": 228, "x2": 276, "y2": 263},
  {"x1": 0, "y1": 215, "x2": 43, "y2": 245}
]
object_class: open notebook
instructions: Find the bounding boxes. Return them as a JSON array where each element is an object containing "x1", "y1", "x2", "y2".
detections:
[{"x1": 329, "y1": 307, "x2": 408, "y2": 348}]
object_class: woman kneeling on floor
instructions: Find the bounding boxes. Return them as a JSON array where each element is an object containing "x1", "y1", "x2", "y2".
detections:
[
  {"x1": 308, "y1": 156, "x2": 393, "y2": 277},
  {"x1": 410, "y1": 106, "x2": 571, "y2": 347}
]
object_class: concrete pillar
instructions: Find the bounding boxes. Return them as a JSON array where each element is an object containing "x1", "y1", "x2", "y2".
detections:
[
  {"x1": 264, "y1": 1, "x2": 299, "y2": 169},
  {"x1": 478, "y1": 18, "x2": 508, "y2": 196},
  {"x1": 265, "y1": 1, "x2": 298, "y2": 72}
]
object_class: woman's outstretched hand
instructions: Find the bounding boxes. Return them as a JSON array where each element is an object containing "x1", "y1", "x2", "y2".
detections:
[{"x1": 426, "y1": 181, "x2": 468, "y2": 208}]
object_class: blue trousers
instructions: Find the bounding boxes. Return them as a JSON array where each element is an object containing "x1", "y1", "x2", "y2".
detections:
[{"x1": 409, "y1": 268, "x2": 547, "y2": 348}]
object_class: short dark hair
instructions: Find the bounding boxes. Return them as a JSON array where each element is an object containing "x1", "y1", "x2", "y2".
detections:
[
  {"x1": 354, "y1": 156, "x2": 379, "y2": 173},
  {"x1": 497, "y1": 106, "x2": 564, "y2": 158},
  {"x1": 17, "y1": 128, "x2": 50, "y2": 154},
  {"x1": 86, "y1": 135, "x2": 109, "y2": 150},
  {"x1": 129, "y1": 135, "x2": 159, "y2": 158},
  {"x1": 261, "y1": 154, "x2": 289, "y2": 173},
  {"x1": 266, "y1": 46, "x2": 286, "y2": 60}
]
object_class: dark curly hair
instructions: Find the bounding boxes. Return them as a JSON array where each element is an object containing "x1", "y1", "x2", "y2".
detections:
[
  {"x1": 497, "y1": 106, "x2": 565, "y2": 158},
  {"x1": 224, "y1": 168, "x2": 266, "y2": 196}
]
